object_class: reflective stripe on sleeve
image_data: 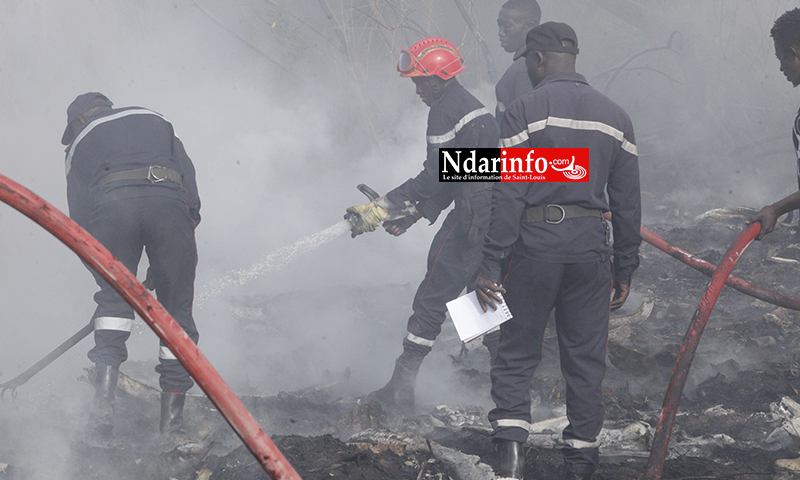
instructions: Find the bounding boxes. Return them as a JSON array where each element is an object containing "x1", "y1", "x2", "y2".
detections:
[
  {"x1": 66, "y1": 108, "x2": 167, "y2": 175},
  {"x1": 499, "y1": 116, "x2": 637, "y2": 155},
  {"x1": 500, "y1": 119, "x2": 544, "y2": 147},
  {"x1": 159, "y1": 345, "x2": 177, "y2": 360},
  {"x1": 405, "y1": 333, "x2": 435, "y2": 348},
  {"x1": 563, "y1": 438, "x2": 601, "y2": 449},
  {"x1": 544, "y1": 117, "x2": 637, "y2": 155},
  {"x1": 427, "y1": 108, "x2": 491, "y2": 145},
  {"x1": 491, "y1": 419, "x2": 532, "y2": 431},
  {"x1": 94, "y1": 316, "x2": 133, "y2": 332}
]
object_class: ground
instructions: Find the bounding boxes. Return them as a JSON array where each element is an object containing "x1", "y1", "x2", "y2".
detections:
[{"x1": 5, "y1": 209, "x2": 800, "y2": 479}]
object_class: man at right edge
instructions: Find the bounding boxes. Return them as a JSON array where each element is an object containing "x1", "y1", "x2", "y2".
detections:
[{"x1": 750, "y1": 8, "x2": 800, "y2": 472}]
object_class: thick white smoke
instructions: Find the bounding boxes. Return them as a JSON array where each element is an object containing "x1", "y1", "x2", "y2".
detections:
[{"x1": 3, "y1": 0, "x2": 800, "y2": 477}]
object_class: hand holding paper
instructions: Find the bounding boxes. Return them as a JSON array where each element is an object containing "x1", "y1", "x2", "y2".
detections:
[
  {"x1": 474, "y1": 275, "x2": 506, "y2": 312},
  {"x1": 446, "y1": 290, "x2": 513, "y2": 343}
]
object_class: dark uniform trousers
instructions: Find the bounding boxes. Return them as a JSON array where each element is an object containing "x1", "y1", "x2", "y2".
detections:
[
  {"x1": 408, "y1": 210, "x2": 483, "y2": 346},
  {"x1": 489, "y1": 255, "x2": 611, "y2": 475},
  {"x1": 86, "y1": 196, "x2": 199, "y2": 393},
  {"x1": 405, "y1": 208, "x2": 485, "y2": 349}
]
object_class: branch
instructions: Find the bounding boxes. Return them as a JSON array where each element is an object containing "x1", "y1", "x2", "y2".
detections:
[
  {"x1": 594, "y1": 30, "x2": 682, "y2": 95},
  {"x1": 450, "y1": 0, "x2": 497, "y2": 80},
  {"x1": 191, "y1": 0, "x2": 300, "y2": 80}
]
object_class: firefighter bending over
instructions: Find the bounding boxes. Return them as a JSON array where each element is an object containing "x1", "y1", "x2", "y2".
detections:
[{"x1": 61, "y1": 92, "x2": 201, "y2": 441}]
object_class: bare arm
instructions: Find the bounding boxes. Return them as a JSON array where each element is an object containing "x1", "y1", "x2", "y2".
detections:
[{"x1": 748, "y1": 190, "x2": 800, "y2": 240}]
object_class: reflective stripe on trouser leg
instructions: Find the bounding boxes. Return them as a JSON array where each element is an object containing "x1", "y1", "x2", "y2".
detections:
[
  {"x1": 159, "y1": 345, "x2": 177, "y2": 360},
  {"x1": 88, "y1": 317, "x2": 133, "y2": 367},
  {"x1": 489, "y1": 419, "x2": 531, "y2": 445},
  {"x1": 94, "y1": 316, "x2": 133, "y2": 332},
  {"x1": 405, "y1": 333, "x2": 435, "y2": 348},
  {"x1": 491, "y1": 419, "x2": 532, "y2": 431},
  {"x1": 402, "y1": 334, "x2": 433, "y2": 361},
  {"x1": 563, "y1": 438, "x2": 601, "y2": 449}
]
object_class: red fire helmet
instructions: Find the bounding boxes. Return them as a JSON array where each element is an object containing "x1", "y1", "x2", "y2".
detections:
[{"x1": 397, "y1": 38, "x2": 465, "y2": 80}]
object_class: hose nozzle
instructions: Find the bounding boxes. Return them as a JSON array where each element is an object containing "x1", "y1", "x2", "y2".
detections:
[{"x1": 344, "y1": 184, "x2": 382, "y2": 232}]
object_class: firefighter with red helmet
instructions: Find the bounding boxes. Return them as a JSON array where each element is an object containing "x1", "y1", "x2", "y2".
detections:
[{"x1": 346, "y1": 38, "x2": 500, "y2": 412}]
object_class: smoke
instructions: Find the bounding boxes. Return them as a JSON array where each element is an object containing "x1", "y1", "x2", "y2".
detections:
[
  {"x1": 3, "y1": 0, "x2": 800, "y2": 476},
  {"x1": 544, "y1": 0, "x2": 800, "y2": 217},
  {"x1": 195, "y1": 219, "x2": 352, "y2": 306}
]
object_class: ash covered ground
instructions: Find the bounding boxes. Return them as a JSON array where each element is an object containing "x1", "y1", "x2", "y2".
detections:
[{"x1": 7, "y1": 208, "x2": 800, "y2": 480}]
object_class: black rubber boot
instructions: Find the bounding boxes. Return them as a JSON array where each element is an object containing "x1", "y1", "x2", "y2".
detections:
[
  {"x1": 496, "y1": 440, "x2": 525, "y2": 479},
  {"x1": 563, "y1": 449, "x2": 597, "y2": 479},
  {"x1": 89, "y1": 364, "x2": 118, "y2": 440},
  {"x1": 565, "y1": 472, "x2": 593, "y2": 480},
  {"x1": 160, "y1": 392, "x2": 186, "y2": 435},
  {"x1": 369, "y1": 342, "x2": 429, "y2": 414}
]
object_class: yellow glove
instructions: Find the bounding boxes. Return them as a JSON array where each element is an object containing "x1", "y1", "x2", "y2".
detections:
[{"x1": 345, "y1": 201, "x2": 388, "y2": 238}]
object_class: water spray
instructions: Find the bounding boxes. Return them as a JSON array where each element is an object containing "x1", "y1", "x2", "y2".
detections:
[
  {"x1": 195, "y1": 220, "x2": 351, "y2": 306},
  {"x1": 195, "y1": 184, "x2": 379, "y2": 306}
]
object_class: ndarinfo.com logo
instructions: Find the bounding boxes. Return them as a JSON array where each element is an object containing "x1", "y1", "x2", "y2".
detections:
[{"x1": 438, "y1": 148, "x2": 589, "y2": 182}]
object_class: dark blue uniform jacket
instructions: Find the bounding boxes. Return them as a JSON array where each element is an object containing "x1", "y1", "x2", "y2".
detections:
[
  {"x1": 386, "y1": 81, "x2": 499, "y2": 242},
  {"x1": 480, "y1": 72, "x2": 641, "y2": 284},
  {"x1": 495, "y1": 56, "x2": 533, "y2": 125},
  {"x1": 65, "y1": 107, "x2": 201, "y2": 228}
]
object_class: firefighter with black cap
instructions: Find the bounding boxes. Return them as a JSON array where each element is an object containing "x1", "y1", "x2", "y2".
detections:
[
  {"x1": 61, "y1": 92, "x2": 201, "y2": 440},
  {"x1": 346, "y1": 38, "x2": 500, "y2": 413},
  {"x1": 475, "y1": 22, "x2": 641, "y2": 479}
]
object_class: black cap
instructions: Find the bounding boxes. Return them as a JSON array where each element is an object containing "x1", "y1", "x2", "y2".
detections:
[
  {"x1": 514, "y1": 21, "x2": 579, "y2": 61},
  {"x1": 61, "y1": 92, "x2": 113, "y2": 145}
]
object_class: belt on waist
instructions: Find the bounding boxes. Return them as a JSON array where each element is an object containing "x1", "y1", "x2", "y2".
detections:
[
  {"x1": 522, "y1": 204, "x2": 604, "y2": 224},
  {"x1": 97, "y1": 166, "x2": 182, "y2": 186}
]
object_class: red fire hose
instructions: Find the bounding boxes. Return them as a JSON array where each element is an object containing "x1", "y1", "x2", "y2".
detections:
[
  {"x1": 0, "y1": 174, "x2": 302, "y2": 480},
  {"x1": 642, "y1": 225, "x2": 800, "y2": 310},
  {"x1": 644, "y1": 222, "x2": 761, "y2": 480}
]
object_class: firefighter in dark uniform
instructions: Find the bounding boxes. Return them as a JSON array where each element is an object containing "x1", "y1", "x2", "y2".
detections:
[
  {"x1": 346, "y1": 38, "x2": 500, "y2": 412},
  {"x1": 61, "y1": 92, "x2": 201, "y2": 439},
  {"x1": 751, "y1": 8, "x2": 800, "y2": 245},
  {"x1": 475, "y1": 23, "x2": 641, "y2": 480},
  {"x1": 496, "y1": 0, "x2": 541, "y2": 125}
]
